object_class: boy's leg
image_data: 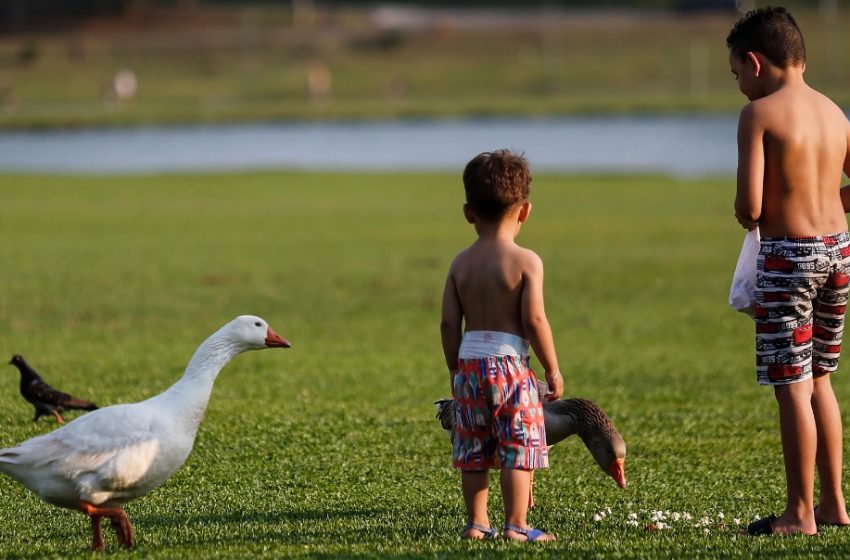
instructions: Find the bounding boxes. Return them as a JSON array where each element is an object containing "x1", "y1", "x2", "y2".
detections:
[
  {"x1": 453, "y1": 360, "x2": 498, "y2": 537},
  {"x1": 811, "y1": 373, "x2": 850, "y2": 525},
  {"x1": 461, "y1": 470, "x2": 491, "y2": 539},
  {"x1": 810, "y1": 243, "x2": 850, "y2": 525},
  {"x1": 501, "y1": 468, "x2": 555, "y2": 541},
  {"x1": 773, "y1": 379, "x2": 818, "y2": 535}
]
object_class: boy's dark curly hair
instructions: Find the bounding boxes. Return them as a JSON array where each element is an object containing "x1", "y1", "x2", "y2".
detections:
[
  {"x1": 727, "y1": 6, "x2": 805, "y2": 67},
  {"x1": 463, "y1": 150, "x2": 531, "y2": 220}
]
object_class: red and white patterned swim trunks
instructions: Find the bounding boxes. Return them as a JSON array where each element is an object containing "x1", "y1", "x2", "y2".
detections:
[
  {"x1": 755, "y1": 232, "x2": 850, "y2": 385},
  {"x1": 451, "y1": 354, "x2": 548, "y2": 471}
]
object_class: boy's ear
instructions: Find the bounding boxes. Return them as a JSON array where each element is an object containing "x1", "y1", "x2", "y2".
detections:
[
  {"x1": 518, "y1": 201, "x2": 532, "y2": 223},
  {"x1": 746, "y1": 51, "x2": 762, "y2": 77},
  {"x1": 462, "y1": 203, "x2": 475, "y2": 224}
]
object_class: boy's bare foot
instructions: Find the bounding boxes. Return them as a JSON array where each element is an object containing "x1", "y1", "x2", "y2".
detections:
[
  {"x1": 814, "y1": 505, "x2": 850, "y2": 527},
  {"x1": 772, "y1": 512, "x2": 817, "y2": 535},
  {"x1": 462, "y1": 522, "x2": 497, "y2": 540},
  {"x1": 741, "y1": 514, "x2": 817, "y2": 536},
  {"x1": 503, "y1": 524, "x2": 556, "y2": 542}
]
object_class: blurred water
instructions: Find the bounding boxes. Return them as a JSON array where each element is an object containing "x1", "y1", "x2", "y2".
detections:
[{"x1": 0, "y1": 116, "x2": 738, "y2": 176}]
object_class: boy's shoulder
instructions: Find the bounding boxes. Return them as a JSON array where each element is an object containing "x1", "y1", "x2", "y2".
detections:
[
  {"x1": 737, "y1": 96, "x2": 773, "y2": 132},
  {"x1": 758, "y1": 82, "x2": 840, "y2": 110},
  {"x1": 740, "y1": 85, "x2": 847, "y2": 130},
  {"x1": 512, "y1": 243, "x2": 544, "y2": 269},
  {"x1": 449, "y1": 240, "x2": 543, "y2": 273},
  {"x1": 739, "y1": 86, "x2": 788, "y2": 119}
]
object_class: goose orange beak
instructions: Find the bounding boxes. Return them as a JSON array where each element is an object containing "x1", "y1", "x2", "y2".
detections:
[
  {"x1": 609, "y1": 458, "x2": 626, "y2": 488},
  {"x1": 264, "y1": 328, "x2": 291, "y2": 348}
]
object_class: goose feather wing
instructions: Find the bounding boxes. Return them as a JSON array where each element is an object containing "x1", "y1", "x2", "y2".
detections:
[{"x1": 0, "y1": 402, "x2": 190, "y2": 507}]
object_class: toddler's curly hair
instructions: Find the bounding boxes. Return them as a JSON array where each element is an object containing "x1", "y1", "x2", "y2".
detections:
[{"x1": 463, "y1": 150, "x2": 531, "y2": 220}]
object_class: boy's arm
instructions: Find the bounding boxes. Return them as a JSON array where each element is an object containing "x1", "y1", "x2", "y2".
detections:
[
  {"x1": 440, "y1": 269, "x2": 463, "y2": 378},
  {"x1": 841, "y1": 121, "x2": 850, "y2": 213},
  {"x1": 520, "y1": 251, "x2": 563, "y2": 401},
  {"x1": 734, "y1": 103, "x2": 764, "y2": 230}
]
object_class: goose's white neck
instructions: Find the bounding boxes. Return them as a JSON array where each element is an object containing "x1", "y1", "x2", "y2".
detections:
[{"x1": 156, "y1": 331, "x2": 244, "y2": 433}]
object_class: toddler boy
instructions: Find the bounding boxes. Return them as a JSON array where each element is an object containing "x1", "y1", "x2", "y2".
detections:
[{"x1": 440, "y1": 149, "x2": 564, "y2": 541}]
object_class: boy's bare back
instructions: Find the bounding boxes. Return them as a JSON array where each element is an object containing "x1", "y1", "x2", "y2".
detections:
[
  {"x1": 737, "y1": 82, "x2": 850, "y2": 237},
  {"x1": 448, "y1": 237, "x2": 541, "y2": 337}
]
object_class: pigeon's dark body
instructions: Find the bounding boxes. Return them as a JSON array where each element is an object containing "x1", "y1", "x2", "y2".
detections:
[{"x1": 9, "y1": 355, "x2": 98, "y2": 423}]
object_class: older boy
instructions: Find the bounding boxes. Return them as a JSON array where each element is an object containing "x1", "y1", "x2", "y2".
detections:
[
  {"x1": 729, "y1": 7, "x2": 850, "y2": 535},
  {"x1": 440, "y1": 149, "x2": 564, "y2": 542}
]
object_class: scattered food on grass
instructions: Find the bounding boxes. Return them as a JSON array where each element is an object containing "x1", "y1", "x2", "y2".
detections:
[{"x1": 591, "y1": 507, "x2": 744, "y2": 534}]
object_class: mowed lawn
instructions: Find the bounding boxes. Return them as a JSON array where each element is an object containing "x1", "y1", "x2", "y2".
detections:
[{"x1": 1, "y1": 171, "x2": 849, "y2": 558}]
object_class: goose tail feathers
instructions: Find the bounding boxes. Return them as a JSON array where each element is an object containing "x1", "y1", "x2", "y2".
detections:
[
  {"x1": 0, "y1": 449, "x2": 21, "y2": 466},
  {"x1": 433, "y1": 398, "x2": 454, "y2": 432}
]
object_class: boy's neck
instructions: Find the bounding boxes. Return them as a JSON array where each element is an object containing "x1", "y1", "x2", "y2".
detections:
[
  {"x1": 762, "y1": 62, "x2": 806, "y2": 96},
  {"x1": 474, "y1": 218, "x2": 520, "y2": 242},
  {"x1": 465, "y1": 201, "x2": 529, "y2": 242}
]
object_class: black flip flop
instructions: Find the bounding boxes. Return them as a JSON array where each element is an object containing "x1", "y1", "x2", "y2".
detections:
[{"x1": 743, "y1": 514, "x2": 777, "y2": 536}]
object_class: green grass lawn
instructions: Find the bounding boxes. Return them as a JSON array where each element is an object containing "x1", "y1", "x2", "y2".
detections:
[{"x1": 1, "y1": 171, "x2": 849, "y2": 558}]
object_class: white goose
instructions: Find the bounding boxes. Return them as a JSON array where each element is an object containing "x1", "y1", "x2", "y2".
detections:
[{"x1": 0, "y1": 315, "x2": 290, "y2": 551}]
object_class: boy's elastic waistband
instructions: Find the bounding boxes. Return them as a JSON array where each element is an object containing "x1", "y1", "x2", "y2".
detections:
[
  {"x1": 459, "y1": 330, "x2": 529, "y2": 359},
  {"x1": 761, "y1": 231, "x2": 850, "y2": 244}
]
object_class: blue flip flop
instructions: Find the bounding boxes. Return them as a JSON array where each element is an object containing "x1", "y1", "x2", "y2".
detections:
[
  {"x1": 462, "y1": 522, "x2": 498, "y2": 539},
  {"x1": 503, "y1": 523, "x2": 550, "y2": 542}
]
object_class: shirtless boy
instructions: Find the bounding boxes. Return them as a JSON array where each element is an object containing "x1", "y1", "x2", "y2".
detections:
[
  {"x1": 728, "y1": 6, "x2": 850, "y2": 535},
  {"x1": 440, "y1": 149, "x2": 564, "y2": 541}
]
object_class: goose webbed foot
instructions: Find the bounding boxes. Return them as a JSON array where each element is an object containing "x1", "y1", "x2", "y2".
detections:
[
  {"x1": 110, "y1": 511, "x2": 135, "y2": 548},
  {"x1": 90, "y1": 515, "x2": 104, "y2": 551},
  {"x1": 79, "y1": 501, "x2": 135, "y2": 550},
  {"x1": 52, "y1": 410, "x2": 65, "y2": 424}
]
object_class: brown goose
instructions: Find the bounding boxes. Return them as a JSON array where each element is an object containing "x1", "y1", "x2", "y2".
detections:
[
  {"x1": 435, "y1": 382, "x2": 627, "y2": 502},
  {"x1": 540, "y1": 397, "x2": 627, "y2": 486}
]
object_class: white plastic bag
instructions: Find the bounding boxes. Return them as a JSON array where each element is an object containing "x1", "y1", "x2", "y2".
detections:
[{"x1": 729, "y1": 226, "x2": 760, "y2": 318}]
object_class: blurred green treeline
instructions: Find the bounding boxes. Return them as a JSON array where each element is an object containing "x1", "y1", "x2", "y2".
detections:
[{"x1": 0, "y1": 1, "x2": 846, "y2": 128}]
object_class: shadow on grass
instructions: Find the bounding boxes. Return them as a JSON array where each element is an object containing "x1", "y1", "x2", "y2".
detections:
[
  {"x1": 132, "y1": 506, "x2": 425, "y2": 547},
  {"x1": 137, "y1": 507, "x2": 373, "y2": 527},
  {"x1": 132, "y1": 508, "x2": 850, "y2": 557},
  {"x1": 0, "y1": 507, "x2": 464, "y2": 560}
]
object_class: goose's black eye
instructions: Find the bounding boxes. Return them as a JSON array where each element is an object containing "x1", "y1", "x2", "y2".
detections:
[{"x1": 255, "y1": 322, "x2": 262, "y2": 327}]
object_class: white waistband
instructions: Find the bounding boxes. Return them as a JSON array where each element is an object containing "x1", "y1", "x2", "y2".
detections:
[{"x1": 458, "y1": 330, "x2": 530, "y2": 359}]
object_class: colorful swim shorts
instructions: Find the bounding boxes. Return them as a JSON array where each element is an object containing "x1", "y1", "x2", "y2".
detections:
[
  {"x1": 451, "y1": 355, "x2": 548, "y2": 471},
  {"x1": 755, "y1": 232, "x2": 850, "y2": 386}
]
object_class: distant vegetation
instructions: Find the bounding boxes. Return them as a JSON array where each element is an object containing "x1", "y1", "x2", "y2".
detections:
[{"x1": 0, "y1": 3, "x2": 847, "y2": 128}]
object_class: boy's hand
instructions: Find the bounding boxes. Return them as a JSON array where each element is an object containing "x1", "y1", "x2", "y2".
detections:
[
  {"x1": 735, "y1": 211, "x2": 758, "y2": 231},
  {"x1": 544, "y1": 370, "x2": 563, "y2": 401}
]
